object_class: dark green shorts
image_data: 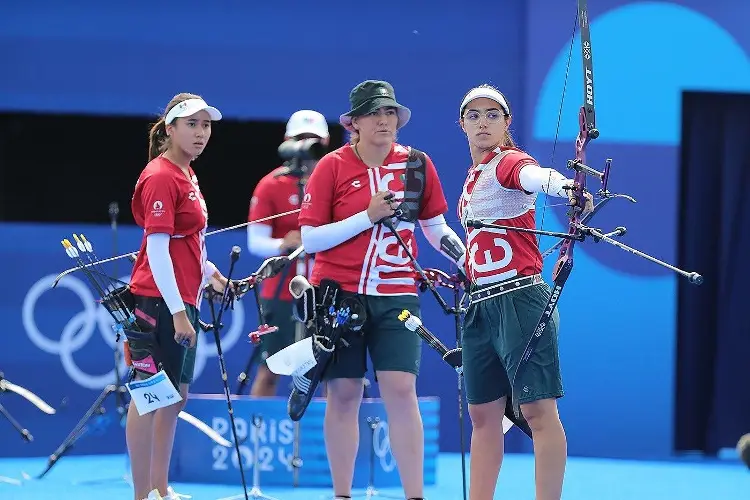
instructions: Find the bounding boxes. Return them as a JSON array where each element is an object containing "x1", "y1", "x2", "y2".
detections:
[
  {"x1": 323, "y1": 294, "x2": 422, "y2": 380},
  {"x1": 462, "y1": 282, "x2": 563, "y2": 406},
  {"x1": 131, "y1": 295, "x2": 200, "y2": 386},
  {"x1": 255, "y1": 298, "x2": 298, "y2": 365}
]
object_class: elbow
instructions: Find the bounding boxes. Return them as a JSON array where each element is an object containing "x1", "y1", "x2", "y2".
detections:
[
  {"x1": 246, "y1": 228, "x2": 262, "y2": 257},
  {"x1": 300, "y1": 227, "x2": 321, "y2": 254},
  {"x1": 300, "y1": 237, "x2": 320, "y2": 254},
  {"x1": 246, "y1": 240, "x2": 260, "y2": 257}
]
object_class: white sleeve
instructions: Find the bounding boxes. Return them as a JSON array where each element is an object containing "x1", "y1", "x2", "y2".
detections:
[
  {"x1": 203, "y1": 260, "x2": 218, "y2": 281},
  {"x1": 145, "y1": 233, "x2": 186, "y2": 315},
  {"x1": 300, "y1": 210, "x2": 374, "y2": 254},
  {"x1": 418, "y1": 214, "x2": 466, "y2": 268},
  {"x1": 247, "y1": 224, "x2": 284, "y2": 258},
  {"x1": 519, "y1": 164, "x2": 572, "y2": 197}
]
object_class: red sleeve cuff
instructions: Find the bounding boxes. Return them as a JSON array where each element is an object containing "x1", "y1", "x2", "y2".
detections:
[
  {"x1": 298, "y1": 216, "x2": 326, "y2": 227},
  {"x1": 419, "y1": 203, "x2": 448, "y2": 221}
]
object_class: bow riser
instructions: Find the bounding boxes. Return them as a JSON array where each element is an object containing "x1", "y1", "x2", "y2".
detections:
[
  {"x1": 511, "y1": 0, "x2": 594, "y2": 418},
  {"x1": 552, "y1": 106, "x2": 591, "y2": 281}
]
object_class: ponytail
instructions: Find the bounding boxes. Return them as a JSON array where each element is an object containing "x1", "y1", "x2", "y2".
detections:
[
  {"x1": 148, "y1": 117, "x2": 168, "y2": 161},
  {"x1": 147, "y1": 92, "x2": 203, "y2": 162}
]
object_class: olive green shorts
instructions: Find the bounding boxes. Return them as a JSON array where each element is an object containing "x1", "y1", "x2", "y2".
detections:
[
  {"x1": 254, "y1": 297, "x2": 299, "y2": 365},
  {"x1": 462, "y1": 282, "x2": 563, "y2": 405},
  {"x1": 323, "y1": 294, "x2": 422, "y2": 380}
]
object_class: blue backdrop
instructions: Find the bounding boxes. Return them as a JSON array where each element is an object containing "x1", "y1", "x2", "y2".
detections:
[{"x1": 2, "y1": 0, "x2": 750, "y2": 463}]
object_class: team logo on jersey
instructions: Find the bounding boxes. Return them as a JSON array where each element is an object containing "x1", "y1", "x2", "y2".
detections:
[
  {"x1": 188, "y1": 191, "x2": 197, "y2": 201},
  {"x1": 351, "y1": 180, "x2": 362, "y2": 188},
  {"x1": 303, "y1": 193, "x2": 312, "y2": 202},
  {"x1": 152, "y1": 200, "x2": 165, "y2": 217},
  {"x1": 288, "y1": 194, "x2": 299, "y2": 205}
]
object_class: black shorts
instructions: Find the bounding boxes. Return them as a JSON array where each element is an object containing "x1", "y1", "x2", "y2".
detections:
[
  {"x1": 127, "y1": 294, "x2": 200, "y2": 389},
  {"x1": 322, "y1": 293, "x2": 423, "y2": 380},
  {"x1": 254, "y1": 297, "x2": 299, "y2": 365}
]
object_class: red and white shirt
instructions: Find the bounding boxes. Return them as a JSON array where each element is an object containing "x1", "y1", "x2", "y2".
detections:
[
  {"x1": 130, "y1": 156, "x2": 208, "y2": 307},
  {"x1": 458, "y1": 147, "x2": 542, "y2": 286},
  {"x1": 299, "y1": 143, "x2": 448, "y2": 296},
  {"x1": 248, "y1": 168, "x2": 311, "y2": 301}
]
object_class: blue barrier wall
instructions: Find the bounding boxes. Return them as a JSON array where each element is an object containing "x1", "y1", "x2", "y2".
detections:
[
  {"x1": 169, "y1": 396, "x2": 440, "y2": 488},
  {"x1": 2, "y1": 0, "x2": 750, "y2": 463}
]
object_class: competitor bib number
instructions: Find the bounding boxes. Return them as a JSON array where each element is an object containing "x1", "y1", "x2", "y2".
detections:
[{"x1": 126, "y1": 370, "x2": 182, "y2": 415}]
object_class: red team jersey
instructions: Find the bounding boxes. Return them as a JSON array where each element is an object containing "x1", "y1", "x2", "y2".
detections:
[
  {"x1": 130, "y1": 156, "x2": 209, "y2": 307},
  {"x1": 458, "y1": 147, "x2": 542, "y2": 286},
  {"x1": 248, "y1": 168, "x2": 310, "y2": 301},
  {"x1": 299, "y1": 143, "x2": 448, "y2": 296}
]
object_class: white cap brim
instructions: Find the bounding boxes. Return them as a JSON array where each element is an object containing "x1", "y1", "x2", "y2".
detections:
[
  {"x1": 460, "y1": 88, "x2": 510, "y2": 116},
  {"x1": 285, "y1": 110, "x2": 330, "y2": 139},
  {"x1": 286, "y1": 125, "x2": 329, "y2": 138},
  {"x1": 165, "y1": 98, "x2": 222, "y2": 124}
]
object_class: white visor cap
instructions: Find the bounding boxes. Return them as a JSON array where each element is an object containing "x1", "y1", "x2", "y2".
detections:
[
  {"x1": 459, "y1": 87, "x2": 510, "y2": 117},
  {"x1": 286, "y1": 110, "x2": 330, "y2": 139},
  {"x1": 165, "y1": 98, "x2": 222, "y2": 125}
]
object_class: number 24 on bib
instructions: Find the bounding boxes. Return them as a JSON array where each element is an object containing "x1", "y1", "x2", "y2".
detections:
[{"x1": 126, "y1": 370, "x2": 183, "y2": 415}]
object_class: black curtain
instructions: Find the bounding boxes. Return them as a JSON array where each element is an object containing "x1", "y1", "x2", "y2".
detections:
[
  {"x1": 676, "y1": 91, "x2": 750, "y2": 455},
  {"x1": 0, "y1": 112, "x2": 344, "y2": 226}
]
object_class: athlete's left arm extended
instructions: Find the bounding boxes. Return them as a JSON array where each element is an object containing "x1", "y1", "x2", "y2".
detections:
[
  {"x1": 518, "y1": 164, "x2": 573, "y2": 197},
  {"x1": 418, "y1": 214, "x2": 467, "y2": 273}
]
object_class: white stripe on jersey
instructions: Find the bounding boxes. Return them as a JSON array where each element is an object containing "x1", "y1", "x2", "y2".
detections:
[
  {"x1": 359, "y1": 166, "x2": 417, "y2": 295},
  {"x1": 358, "y1": 168, "x2": 381, "y2": 294}
]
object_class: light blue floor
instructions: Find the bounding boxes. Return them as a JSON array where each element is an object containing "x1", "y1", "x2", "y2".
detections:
[{"x1": 0, "y1": 453, "x2": 747, "y2": 500}]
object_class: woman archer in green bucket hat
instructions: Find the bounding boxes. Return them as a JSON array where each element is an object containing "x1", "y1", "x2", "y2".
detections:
[{"x1": 297, "y1": 80, "x2": 467, "y2": 499}]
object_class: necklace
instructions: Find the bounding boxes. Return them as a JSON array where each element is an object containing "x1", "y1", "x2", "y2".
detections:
[{"x1": 354, "y1": 143, "x2": 365, "y2": 164}]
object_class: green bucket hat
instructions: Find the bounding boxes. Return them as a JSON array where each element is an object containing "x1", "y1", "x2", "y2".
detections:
[{"x1": 339, "y1": 80, "x2": 411, "y2": 131}]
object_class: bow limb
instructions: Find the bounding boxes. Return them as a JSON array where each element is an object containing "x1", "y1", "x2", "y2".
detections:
[
  {"x1": 0, "y1": 378, "x2": 56, "y2": 415},
  {"x1": 178, "y1": 411, "x2": 232, "y2": 447},
  {"x1": 511, "y1": 0, "x2": 596, "y2": 417}
]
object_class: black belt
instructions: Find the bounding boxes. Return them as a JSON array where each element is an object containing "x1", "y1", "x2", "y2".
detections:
[{"x1": 469, "y1": 274, "x2": 543, "y2": 303}]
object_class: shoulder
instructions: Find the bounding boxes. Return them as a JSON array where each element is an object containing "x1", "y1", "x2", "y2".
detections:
[
  {"x1": 496, "y1": 146, "x2": 537, "y2": 165},
  {"x1": 394, "y1": 143, "x2": 435, "y2": 165},
  {"x1": 315, "y1": 145, "x2": 353, "y2": 173},
  {"x1": 142, "y1": 157, "x2": 179, "y2": 180},
  {"x1": 388, "y1": 143, "x2": 409, "y2": 163},
  {"x1": 255, "y1": 166, "x2": 287, "y2": 188},
  {"x1": 135, "y1": 157, "x2": 179, "y2": 188}
]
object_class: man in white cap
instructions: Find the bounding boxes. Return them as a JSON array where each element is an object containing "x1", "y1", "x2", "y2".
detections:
[{"x1": 245, "y1": 110, "x2": 330, "y2": 396}]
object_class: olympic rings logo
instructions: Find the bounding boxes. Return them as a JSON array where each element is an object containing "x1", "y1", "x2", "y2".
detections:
[
  {"x1": 22, "y1": 274, "x2": 245, "y2": 390},
  {"x1": 372, "y1": 419, "x2": 396, "y2": 473}
]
